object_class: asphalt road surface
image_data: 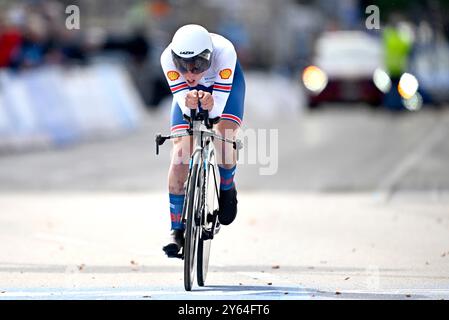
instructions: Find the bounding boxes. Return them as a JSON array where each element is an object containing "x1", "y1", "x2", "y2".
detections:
[{"x1": 0, "y1": 105, "x2": 448, "y2": 299}]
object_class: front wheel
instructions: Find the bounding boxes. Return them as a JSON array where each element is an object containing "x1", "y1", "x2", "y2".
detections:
[{"x1": 183, "y1": 153, "x2": 202, "y2": 291}]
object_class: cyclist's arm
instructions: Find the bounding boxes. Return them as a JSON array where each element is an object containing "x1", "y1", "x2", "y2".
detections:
[
  {"x1": 160, "y1": 47, "x2": 191, "y2": 115},
  {"x1": 210, "y1": 46, "x2": 237, "y2": 119}
]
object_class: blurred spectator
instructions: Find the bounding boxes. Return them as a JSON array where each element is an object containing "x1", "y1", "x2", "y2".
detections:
[
  {"x1": 9, "y1": 13, "x2": 52, "y2": 69},
  {"x1": 383, "y1": 14, "x2": 413, "y2": 79},
  {"x1": 102, "y1": 28, "x2": 150, "y2": 65},
  {"x1": 0, "y1": 10, "x2": 23, "y2": 68},
  {"x1": 382, "y1": 13, "x2": 414, "y2": 110},
  {"x1": 57, "y1": 29, "x2": 89, "y2": 65},
  {"x1": 10, "y1": 14, "x2": 57, "y2": 69}
]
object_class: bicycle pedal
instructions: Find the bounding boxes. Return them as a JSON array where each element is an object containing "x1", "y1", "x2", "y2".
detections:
[
  {"x1": 174, "y1": 253, "x2": 183, "y2": 259},
  {"x1": 212, "y1": 211, "x2": 220, "y2": 234},
  {"x1": 214, "y1": 221, "x2": 221, "y2": 234},
  {"x1": 206, "y1": 213, "x2": 215, "y2": 223},
  {"x1": 201, "y1": 228, "x2": 214, "y2": 240}
]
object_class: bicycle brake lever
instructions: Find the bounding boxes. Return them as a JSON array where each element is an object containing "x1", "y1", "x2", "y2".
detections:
[
  {"x1": 233, "y1": 140, "x2": 243, "y2": 151},
  {"x1": 155, "y1": 133, "x2": 168, "y2": 155},
  {"x1": 155, "y1": 134, "x2": 161, "y2": 155}
]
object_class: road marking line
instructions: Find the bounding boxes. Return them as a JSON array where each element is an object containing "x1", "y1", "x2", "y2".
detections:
[
  {"x1": 376, "y1": 118, "x2": 449, "y2": 199},
  {"x1": 0, "y1": 289, "x2": 285, "y2": 298},
  {"x1": 2, "y1": 287, "x2": 448, "y2": 299}
]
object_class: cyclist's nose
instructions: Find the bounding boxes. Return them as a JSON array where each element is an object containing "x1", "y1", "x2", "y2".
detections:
[{"x1": 185, "y1": 71, "x2": 195, "y2": 79}]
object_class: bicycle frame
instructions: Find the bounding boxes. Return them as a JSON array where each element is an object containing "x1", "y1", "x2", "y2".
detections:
[{"x1": 190, "y1": 121, "x2": 219, "y2": 216}]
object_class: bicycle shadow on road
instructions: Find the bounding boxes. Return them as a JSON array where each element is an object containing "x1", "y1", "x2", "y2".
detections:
[{"x1": 194, "y1": 285, "x2": 427, "y2": 300}]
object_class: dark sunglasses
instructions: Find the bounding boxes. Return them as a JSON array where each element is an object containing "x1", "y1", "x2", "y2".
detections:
[{"x1": 172, "y1": 50, "x2": 211, "y2": 74}]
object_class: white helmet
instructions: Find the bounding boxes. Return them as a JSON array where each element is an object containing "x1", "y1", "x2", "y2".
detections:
[{"x1": 171, "y1": 24, "x2": 213, "y2": 74}]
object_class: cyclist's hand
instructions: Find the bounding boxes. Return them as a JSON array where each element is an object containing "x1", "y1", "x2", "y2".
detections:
[
  {"x1": 198, "y1": 90, "x2": 214, "y2": 111},
  {"x1": 185, "y1": 90, "x2": 199, "y2": 109}
]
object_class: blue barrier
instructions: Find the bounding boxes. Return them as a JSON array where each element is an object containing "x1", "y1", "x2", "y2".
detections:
[
  {"x1": 0, "y1": 90, "x2": 11, "y2": 134},
  {"x1": 22, "y1": 67, "x2": 80, "y2": 146},
  {"x1": 93, "y1": 64, "x2": 141, "y2": 131},
  {"x1": 0, "y1": 63, "x2": 144, "y2": 151},
  {"x1": 0, "y1": 70, "x2": 40, "y2": 135}
]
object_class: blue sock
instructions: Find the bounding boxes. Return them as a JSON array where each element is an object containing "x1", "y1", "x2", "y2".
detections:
[
  {"x1": 219, "y1": 165, "x2": 236, "y2": 191},
  {"x1": 169, "y1": 193, "x2": 185, "y2": 230}
]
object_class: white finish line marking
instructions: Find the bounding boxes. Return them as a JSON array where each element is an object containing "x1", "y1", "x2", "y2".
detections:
[{"x1": 1, "y1": 287, "x2": 448, "y2": 300}]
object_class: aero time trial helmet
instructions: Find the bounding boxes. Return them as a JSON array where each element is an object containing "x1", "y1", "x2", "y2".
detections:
[{"x1": 171, "y1": 24, "x2": 213, "y2": 74}]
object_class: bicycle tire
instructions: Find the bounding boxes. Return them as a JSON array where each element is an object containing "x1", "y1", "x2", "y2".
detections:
[
  {"x1": 183, "y1": 152, "x2": 202, "y2": 291},
  {"x1": 197, "y1": 237, "x2": 211, "y2": 286},
  {"x1": 197, "y1": 158, "x2": 218, "y2": 286}
]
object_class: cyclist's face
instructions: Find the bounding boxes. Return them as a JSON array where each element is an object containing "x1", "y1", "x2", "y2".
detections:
[{"x1": 182, "y1": 70, "x2": 206, "y2": 87}]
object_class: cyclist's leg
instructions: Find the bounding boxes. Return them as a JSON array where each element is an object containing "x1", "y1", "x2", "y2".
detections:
[
  {"x1": 215, "y1": 60, "x2": 245, "y2": 181},
  {"x1": 214, "y1": 61, "x2": 245, "y2": 225},
  {"x1": 215, "y1": 119, "x2": 239, "y2": 170},
  {"x1": 169, "y1": 101, "x2": 193, "y2": 215}
]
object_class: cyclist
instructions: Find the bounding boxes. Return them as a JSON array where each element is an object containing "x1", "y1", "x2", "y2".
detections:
[{"x1": 160, "y1": 24, "x2": 245, "y2": 257}]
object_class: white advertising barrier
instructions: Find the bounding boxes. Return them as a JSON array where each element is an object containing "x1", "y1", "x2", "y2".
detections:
[
  {"x1": 91, "y1": 63, "x2": 142, "y2": 131},
  {"x1": 0, "y1": 63, "x2": 144, "y2": 152},
  {"x1": 61, "y1": 63, "x2": 143, "y2": 137},
  {"x1": 0, "y1": 89, "x2": 10, "y2": 133},
  {"x1": 0, "y1": 70, "x2": 40, "y2": 135},
  {"x1": 0, "y1": 85, "x2": 14, "y2": 149},
  {"x1": 0, "y1": 70, "x2": 51, "y2": 151},
  {"x1": 21, "y1": 67, "x2": 80, "y2": 146},
  {"x1": 62, "y1": 66, "x2": 124, "y2": 135}
]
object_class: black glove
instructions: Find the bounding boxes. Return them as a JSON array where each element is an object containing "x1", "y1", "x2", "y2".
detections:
[
  {"x1": 182, "y1": 113, "x2": 191, "y2": 123},
  {"x1": 209, "y1": 117, "x2": 221, "y2": 125}
]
